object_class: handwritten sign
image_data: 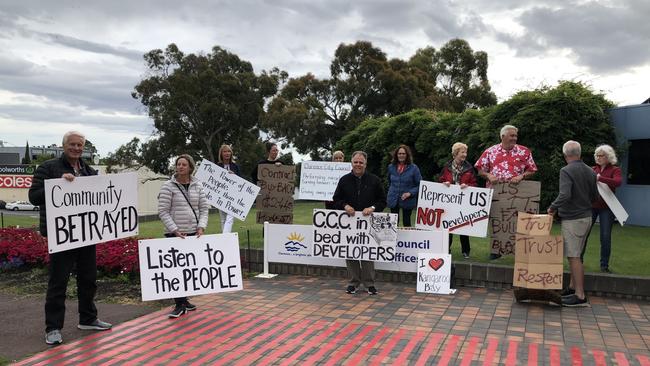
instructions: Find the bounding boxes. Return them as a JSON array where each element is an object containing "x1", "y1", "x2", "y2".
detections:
[
  {"x1": 44, "y1": 173, "x2": 139, "y2": 253},
  {"x1": 312, "y1": 209, "x2": 398, "y2": 262},
  {"x1": 138, "y1": 234, "x2": 243, "y2": 301},
  {"x1": 299, "y1": 161, "x2": 351, "y2": 200},
  {"x1": 256, "y1": 165, "x2": 295, "y2": 224},
  {"x1": 597, "y1": 182, "x2": 628, "y2": 226},
  {"x1": 195, "y1": 160, "x2": 260, "y2": 221},
  {"x1": 417, "y1": 253, "x2": 454, "y2": 294},
  {"x1": 416, "y1": 180, "x2": 493, "y2": 237},
  {"x1": 489, "y1": 181, "x2": 540, "y2": 255},
  {"x1": 512, "y1": 213, "x2": 563, "y2": 290}
]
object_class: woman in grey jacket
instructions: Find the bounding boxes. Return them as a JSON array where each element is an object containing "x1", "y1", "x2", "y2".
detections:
[{"x1": 158, "y1": 154, "x2": 210, "y2": 318}]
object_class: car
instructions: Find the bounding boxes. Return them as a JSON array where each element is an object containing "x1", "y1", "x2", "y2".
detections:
[{"x1": 5, "y1": 201, "x2": 39, "y2": 211}]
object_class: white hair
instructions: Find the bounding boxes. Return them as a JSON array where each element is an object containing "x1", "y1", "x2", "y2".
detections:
[
  {"x1": 500, "y1": 125, "x2": 518, "y2": 138},
  {"x1": 62, "y1": 131, "x2": 86, "y2": 145},
  {"x1": 594, "y1": 144, "x2": 618, "y2": 165},
  {"x1": 562, "y1": 140, "x2": 581, "y2": 157}
]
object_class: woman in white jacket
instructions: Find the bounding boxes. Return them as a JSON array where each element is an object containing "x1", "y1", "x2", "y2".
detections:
[{"x1": 158, "y1": 154, "x2": 210, "y2": 318}]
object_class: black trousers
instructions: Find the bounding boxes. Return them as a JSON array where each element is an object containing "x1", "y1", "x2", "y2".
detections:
[
  {"x1": 390, "y1": 207, "x2": 413, "y2": 227},
  {"x1": 449, "y1": 234, "x2": 471, "y2": 255},
  {"x1": 45, "y1": 245, "x2": 98, "y2": 332},
  {"x1": 165, "y1": 232, "x2": 196, "y2": 306}
]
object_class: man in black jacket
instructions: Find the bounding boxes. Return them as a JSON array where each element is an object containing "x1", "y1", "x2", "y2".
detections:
[
  {"x1": 332, "y1": 151, "x2": 386, "y2": 295},
  {"x1": 29, "y1": 131, "x2": 112, "y2": 345}
]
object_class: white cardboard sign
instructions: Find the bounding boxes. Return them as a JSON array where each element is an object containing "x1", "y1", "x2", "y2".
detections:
[
  {"x1": 299, "y1": 161, "x2": 351, "y2": 200},
  {"x1": 417, "y1": 253, "x2": 454, "y2": 294},
  {"x1": 597, "y1": 182, "x2": 628, "y2": 226}
]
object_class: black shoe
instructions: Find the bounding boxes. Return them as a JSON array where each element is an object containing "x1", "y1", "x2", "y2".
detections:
[
  {"x1": 562, "y1": 294, "x2": 589, "y2": 307},
  {"x1": 601, "y1": 267, "x2": 611, "y2": 273},
  {"x1": 184, "y1": 301, "x2": 197, "y2": 311},
  {"x1": 346, "y1": 285, "x2": 357, "y2": 294},
  {"x1": 561, "y1": 288, "x2": 575, "y2": 297},
  {"x1": 462, "y1": 253, "x2": 470, "y2": 259},
  {"x1": 367, "y1": 286, "x2": 378, "y2": 295},
  {"x1": 489, "y1": 253, "x2": 502, "y2": 260},
  {"x1": 168, "y1": 305, "x2": 186, "y2": 318}
]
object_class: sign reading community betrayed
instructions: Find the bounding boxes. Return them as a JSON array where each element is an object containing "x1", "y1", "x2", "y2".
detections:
[
  {"x1": 417, "y1": 253, "x2": 454, "y2": 294},
  {"x1": 266, "y1": 223, "x2": 448, "y2": 272},
  {"x1": 512, "y1": 212, "x2": 563, "y2": 290},
  {"x1": 138, "y1": 233, "x2": 243, "y2": 301},
  {"x1": 312, "y1": 209, "x2": 398, "y2": 262},
  {"x1": 416, "y1": 180, "x2": 493, "y2": 237},
  {"x1": 256, "y1": 165, "x2": 295, "y2": 224},
  {"x1": 195, "y1": 160, "x2": 260, "y2": 221},
  {"x1": 299, "y1": 161, "x2": 351, "y2": 200},
  {"x1": 44, "y1": 172, "x2": 138, "y2": 253}
]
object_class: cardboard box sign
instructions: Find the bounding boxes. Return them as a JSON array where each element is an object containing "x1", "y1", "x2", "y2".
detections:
[
  {"x1": 516, "y1": 212, "x2": 553, "y2": 236},
  {"x1": 256, "y1": 165, "x2": 296, "y2": 224},
  {"x1": 489, "y1": 181, "x2": 541, "y2": 255}
]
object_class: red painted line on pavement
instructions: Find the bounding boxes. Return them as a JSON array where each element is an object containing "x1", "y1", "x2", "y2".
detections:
[
  {"x1": 279, "y1": 322, "x2": 343, "y2": 366},
  {"x1": 393, "y1": 330, "x2": 426, "y2": 365},
  {"x1": 482, "y1": 338, "x2": 498, "y2": 366},
  {"x1": 637, "y1": 354, "x2": 650, "y2": 366},
  {"x1": 414, "y1": 332, "x2": 443, "y2": 366},
  {"x1": 347, "y1": 327, "x2": 391, "y2": 366},
  {"x1": 505, "y1": 340, "x2": 519, "y2": 366},
  {"x1": 614, "y1": 352, "x2": 630, "y2": 366},
  {"x1": 591, "y1": 349, "x2": 607, "y2": 366},
  {"x1": 550, "y1": 345, "x2": 561, "y2": 366},
  {"x1": 324, "y1": 325, "x2": 374, "y2": 366},
  {"x1": 459, "y1": 337, "x2": 479, "y2": 366},
  {"x1": 437, "y1": 334, "x2": 461, "y2": 366},
  {"x1": 369, "y1": 328, "x2": 406, "y2": 366},
  {"x1": 571, "y1": 346, "x2": 583, "y2": 366},
  {"x1": 256, "y1": 320, "x2": 329, "y2": 366},
  {"x1": 302, "y1": 323, "x2": 361, "y2": 365},
  {"x1": 528, "y1": 343, "x2": 538, "y2": 366}
]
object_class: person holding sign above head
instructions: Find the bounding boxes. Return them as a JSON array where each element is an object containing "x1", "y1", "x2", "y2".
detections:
[
  {"x1": 158, "y1": 154, "x2": 210, "y2": 318},
  {"x1": 252, "y1": 142, "x2": 283, "y2": 185},
  {"x1": 325, "y1": 150, "x2": 345, "y2": 210},
  {"x1": 547, "y1": 141, "x2": 597, "y2": 307},
  {"x1": 475, "y1": 124, "x2": 538, "y2": 259},
  {"x1": 439, "y1": 142, "x2": 477, "y2": 259},
  {"x1": 28, "y1": 131, "x2": 112, "y2": 346},
  {"x1": 216, "y1": 144, "x2": 241, "y2": 233},
  {"x1": 332, "y1": 151, "x2": 386, "y2": 295},
  {"x1": 386, "y1": 144, "x2": 421, "y2": 227}
]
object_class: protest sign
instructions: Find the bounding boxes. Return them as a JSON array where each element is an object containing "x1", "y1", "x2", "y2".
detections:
[
  {"x1": 44, "y1": 172, "x2": 138, "y2": 253},
  {"x1": 512, "y1": 212, "x2": 563, "y2": 290},
  {"x1": 311, "y1": 209, "x2": 398, "y2": 262},
  {"x1": 489, "y1": 181, "x2": 541, "y2": 255},
  {"x1": 256, "y1": 165, "x2": 295, "y2": 224},
  {"x1": 597, "y1": 182, "x2": 628, "y2": 226},
  {"x1": 138, "y1": 233, "x2": 243, "y2": 301},
  {"x1": 417, "y1": 253, "x2": 454, "y2": 294},
  {"x1": 266, "y1": 224, "x2": 447, "y2": 272},
  {"x1": 415, "y1": 180, "x2": 493, "y2": 237},
  {"x1": 298, "y1": 161, "x2": 351, "y2": 200},
  {"x1": 195, "y1": 160, "x2": 260, "y2": 221}
]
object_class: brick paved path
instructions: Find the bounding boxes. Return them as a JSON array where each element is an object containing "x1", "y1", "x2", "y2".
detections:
[{"x1": 15, "y1": 276, "x2": 650, "y2": 365}]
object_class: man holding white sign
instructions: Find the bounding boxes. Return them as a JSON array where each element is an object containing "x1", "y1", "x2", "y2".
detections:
[
  {"x1": 29, "y1": 131, "x2": 112, "y2": 346},
  {"x1": 332, "y1": 151, "x2": 386, "y2": 295}
]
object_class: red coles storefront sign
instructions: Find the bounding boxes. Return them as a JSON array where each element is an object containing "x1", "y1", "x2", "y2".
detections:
[{"x1": 0, "y1": 175, "x2": 33, "y2": 188}]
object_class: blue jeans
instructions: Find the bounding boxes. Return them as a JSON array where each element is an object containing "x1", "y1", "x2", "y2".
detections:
[{"x1": 583, "y1": 208, "x2": 614, "y2": 269}]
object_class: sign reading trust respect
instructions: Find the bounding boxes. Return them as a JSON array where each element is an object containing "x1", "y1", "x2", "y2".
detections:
[
  {"x1": 195, "y1": 160, "x2": 260, "y2": 221},
  {"x1": 138, "y1": 233, "x2": 243, "y2": 301},
  {"x1": 312, "y1": 209, "x2": 398, "y2": 262},
  {"x1": 44, "y1": 172, "x2": 138, "y2": 253},
  {"x1": 299, "y1": 161, "x2": 351, "y2": 200}
]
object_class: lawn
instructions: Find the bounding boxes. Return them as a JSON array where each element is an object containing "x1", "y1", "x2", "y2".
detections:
[{"x1": 2, "y1": 202, "x2": 648, "y2": 276}]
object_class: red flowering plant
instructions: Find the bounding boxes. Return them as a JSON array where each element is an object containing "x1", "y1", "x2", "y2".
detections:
[
  {"x1": 95, "y1": 237, "x2": 141, "y2": 275},
  {"x1": 0, "y1": 228, "x2": 49, "y2": 269}
]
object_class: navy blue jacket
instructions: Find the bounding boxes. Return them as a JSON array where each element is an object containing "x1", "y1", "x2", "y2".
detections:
[{"x1": 386, "y1": 163, "x2": 422, "y2": 209}]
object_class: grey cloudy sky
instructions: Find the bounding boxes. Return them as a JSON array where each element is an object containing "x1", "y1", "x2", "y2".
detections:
[{"x1": 0, "y1": 0, "x2": 648, "y2": 157}]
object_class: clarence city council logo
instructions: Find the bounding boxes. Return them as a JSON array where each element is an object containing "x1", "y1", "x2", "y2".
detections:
[{"x1": 284, "y1": 232, "x2": 307, "y2": 252}]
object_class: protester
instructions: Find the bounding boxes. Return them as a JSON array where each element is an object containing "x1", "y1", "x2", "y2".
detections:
[
  {"x1": 325, "y1": 150, "x2": 346, "y2": 209},
  {"x1": 332, "y1": 151, "x2": 386, "y2": 295},
  {"x1": 547, "y1": 141, "x2": 597, "y2": 307},
  {"x1": 216, "y1": 144, "x2": 241, "y2": 233},
  {"x1": 439, "y1": 142, "x2": 477, "y2": 259},
  {"x1": 475, "y1": 124, "x2": 537, "y2": 259},
  {"x1": 386, "y1": 145, "x2": 421, "y2": 227},
  {"x1": 158, "y1": 154, "x2": 210, "y2": 318},
  {"x1": 252, "y1": 142, "x2": 282, "y2": 185},
  {"x1": 28, "y1": 131, "x2": 112, "y2": 345}
]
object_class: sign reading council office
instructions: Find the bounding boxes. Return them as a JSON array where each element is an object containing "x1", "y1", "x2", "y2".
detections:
[{"x1": 44, "y1": 172, "x2": 139, "y2": 253}]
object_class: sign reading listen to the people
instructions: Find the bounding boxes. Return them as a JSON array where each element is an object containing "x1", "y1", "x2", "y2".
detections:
[
  {"x1": 312, "y1": 209, "x2": 398, "y2": 262},
  {"x1": 44, "y1": 172, "x2": 138, "y2": 253},
  {"x1": 299, "y1": 161, "x2": 351, "y2": 200},
  {"x1": 138, "y1": 233, "x2": 243, "y2": 301},
  {"x1": 195, "y1": 159, "x2": 260, "y2": 221},
  {"x1": 416, "y1": 180, "x2": 493, "y2": 237}
]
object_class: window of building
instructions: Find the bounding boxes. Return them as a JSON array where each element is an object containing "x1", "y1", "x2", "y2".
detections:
[{"x1": 627, "y1": 139, "x2": 650, "y2": 185}]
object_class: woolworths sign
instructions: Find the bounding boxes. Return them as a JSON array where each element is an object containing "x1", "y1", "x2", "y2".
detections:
[
  {"x1": 0, "y1": 165, "x2": 36, "y2": 189},
  {"x1": 0, "y1": 165, "x2": 36, "y2": 175}
]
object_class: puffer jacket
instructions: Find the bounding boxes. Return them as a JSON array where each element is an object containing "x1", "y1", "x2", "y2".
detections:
[{"x1": 158, "y1": 175, "x2": 210, "y2": 234}]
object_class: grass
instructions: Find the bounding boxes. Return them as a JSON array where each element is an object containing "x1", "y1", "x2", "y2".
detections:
[{"x1": 2, "y1": 202, "x2": 648, "y2": 276}]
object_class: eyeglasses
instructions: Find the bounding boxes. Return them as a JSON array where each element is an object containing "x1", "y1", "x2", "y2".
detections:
[{"x1": 595, "y1": 154, "x2": 606, "y2": 158}]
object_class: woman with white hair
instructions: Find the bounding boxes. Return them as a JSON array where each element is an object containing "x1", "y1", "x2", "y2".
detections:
[{"x1": 585, "y1": 144, "x2": 621, "y2": 273}]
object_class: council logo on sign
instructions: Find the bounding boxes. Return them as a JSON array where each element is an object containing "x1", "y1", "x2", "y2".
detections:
[{"x1": 284, "y1": 232, "x2": 307, "y2": 252}]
